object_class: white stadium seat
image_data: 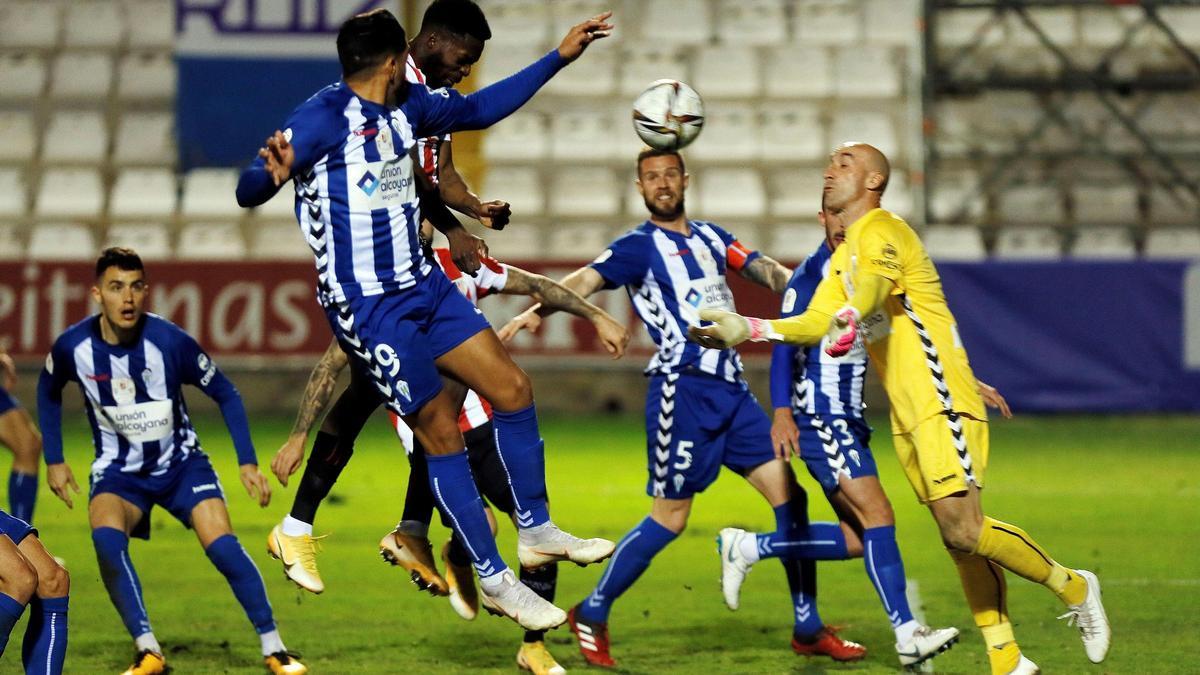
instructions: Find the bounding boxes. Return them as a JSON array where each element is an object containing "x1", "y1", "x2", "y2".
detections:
[
  {"x1": 35, "y1": 169, "x2": 104, "y2": 220},
  {"x1": 181, "y1": 168, "x2": 242, "y2": 220},
  {"x1": 249, "y1": 221, "x2": 311, "y2": 260},
  {"x1": 28, "y1": 223, "x2": 96, "y2": 260},
  {"x1": 0, "y1": 224, "x2": 24, "y2": 260},
  {"x1": 50, "y1": 52, "x2": 113, "y2": 101},
  {"x1": 252, "y1": 187, "x2": 298, "y2": 223},
  {"x1": 863, "y1": 0, "x2": 919, "y2": 46},
  {"x1": 63, "y1": 1, "x2": 126, "y2": 50},
  {"x1": 935, "y1": 7, "x2": 1004, "y2": 48},
  {"x1": 1073, "y1": 184, "x2": 1140, "y2": 226},
  {"x1": 828, "y1": 110, "x2": 898, "y2": 159},
  {"x1": 923, "y1": 225, "x2": 987, "y2": 262},
  {"x1": 619, "y1": 46, "x2": 690, "y2": 97},
  {"x1": 1148, "y1": 187, "x2": 1198, "y2": 227},
  {"x1": 480, "y1": 225, "x2": 543, "y2": 261},
  {"x1": 545, "y1": 223, "x2": 613, "y2": 262},
  {"x1": 112, "y1": 112, "x2": 175, "y2": 167},
  {"x1": 687, "y1": 103, "x2": 759, "y2": 162},
  {"x1": 0, "y1": 170, "x2": 27, "y2": 219},
  {"x1": 477, "y1": 0, "x2": 550, "y2": 47},
  {"x1": 1070, "y1": 226, "x2": 1136, "y2": 260},
  {"x1": 42, "y1": 111, "x2": 108, "y2": 166},
  {"x1": 0, "y1": 55, "x2": 48, "y2": 101},
  {"x1": 176, "y1": 222, "x2": 246, "y2": 260},
  {"x1": 1077, "y1": 6, "x2": 1144, "y2": 48},
  {"x1": 0, "y1": 113, "x2": 36, "y2": 164},
  {"x1": 770, "y1": 222, "x2": 827, "y2": 261},
  {"x1": 545, "y1": 47, "x2": 615, "y2": 97},
  {"x1": 834, "y1": 45, "x2": 902, "y2": 98},
  {"x1": 550, "y1": 110, "x2": 616, "y2": 162},
  {"x1": 767, "y1": 167, "x2": 825, "y2": 219},
  {"x1": 613, "y1": 105, "x2": 647, "y2": 160},
  {"x1": 693, "y1": 46, "x2": 760, "y2": 99},
  {"x1": 694, "y1": 168, "x2": 766, "y2": 220},
  {"x1": 1159, "y1": 7, "x2": 1200, "y2": 47},
  {"x1": 482, "y1": 112, "x2": 548, "y2": 162},
  {"x1": 105, "y1": 222, "x2": 172, "y2": 260},
  {"x1": 885, "y1": 171, "x2": 915, "y2": 220},
  {"x1": 551, "y1": 0, "x2": 612, "y2": 38},
  {"x1": 997, "y1": 185, "x2": 1066, "y2": 226},
  {"x1": 477, "y1": 45, "x2": 544, "y2": 88},
  {"x1": 793, "y1": 0, "x2": 862, "y2": 46},
  {"x1": 109, "y1": 169, "x2": 177, "y2": 220},
  {"x1": 928, "y1": 170, "x2": 985, "y2": 224},
  {"x1": 549, "y1": 168, "x2": 620, "y2": 218},
  {"x1": 760, "y1": 105, "x2": 825, "y2": 163},
  {"x1": 0, "y1": 2, "x2": 61, "y2": 50},
  {"x1": 1005, "y1": 7, "x2": 1077, "y2": 47},
  {"x1": 1144, "y1": 227, "x2": 1200, "y2": 259},
  {"x1": 993, "y1": 226, "x2": 1062, "y2": 260},
  {"x1": 716, "y1": 0, "x2": 787, "y2": 45},
  {"x1": 117, "y1": 52, "x2": 176, "y2": 102},
  {"x1": 636, "y1": 0, "x2": 712, "y2": 45},
  {"x1": 123, "y1": 0, "x2": 174, "y2": 50},
  {"x1": 482, "y1": 167, "x2": 544, "y2": 218},
  {"x1": 764, "y1": 46, "x2": 833, "y2": 99}
]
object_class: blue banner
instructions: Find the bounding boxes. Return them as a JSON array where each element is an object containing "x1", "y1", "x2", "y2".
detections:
[{"x1": 938, "y1": 261, "x2": 1200, "y2": 412}]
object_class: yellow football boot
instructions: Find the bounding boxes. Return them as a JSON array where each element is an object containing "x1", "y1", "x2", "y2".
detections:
[
  {"x1": 121, "y1": 650, "x2": 165, "y2": 675},
  {"x1": 517, "y1": 640, "x2": 567, "y2": 675},
  {"x1": 266, "y1": 524, "x2": 325, "y2": 594},
  {"x1": 379, "y1": 528, "x2": 448, "y2": 595}
]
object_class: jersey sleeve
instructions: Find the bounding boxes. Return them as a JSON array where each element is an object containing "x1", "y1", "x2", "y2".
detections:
[
  {"x1": 708, "y1": 223, "x2": 760, "y2": 272},
  {"x1": 175, "y1": 330, "x2": 257, "y2": 466},
  {"x1": 473, "y1": 257, "x2": 509, "y2": 298},
  {"x1": 37, "y1": 337, "x2": 76, "y2": 465},
  {"x1": 855, "y1": 215, "x2": 905, "y2": 283},
  {"x1": 589, "y1": 233, "x2": 648, "y2": 289}
]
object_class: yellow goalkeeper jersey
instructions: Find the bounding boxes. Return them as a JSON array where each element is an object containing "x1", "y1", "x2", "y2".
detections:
[{"x1": 777, "y1": 208, "x2": 986, "y2": 433}]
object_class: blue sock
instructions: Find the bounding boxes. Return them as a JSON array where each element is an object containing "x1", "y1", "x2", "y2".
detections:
[
  {"x1": 756, "y1": 522, "x2": 849, "y2": 560},
  {"x1": 579, "y1": 517, "x2": 677, "y2": 623},
  {"x1": 773, "y1": 499, "x2": 824, "y2": 638},
  {"x1": 863, "y1": 526, "x2": 914, "y2": 627},
  {"x1": 8, "y1": 471, "x2": 37, "y2": 524},
  {"x1": 491, "y1": 404, "x2": 550, "y2": 528},
  {"x1": 0, "y1": 592, "x2": 26, "y2": 656},
  {"x1": 92, "y1": 527, "x2": 152, "y2": 638},
  {"x1": 205, "y1": 534, "x2": 275, "y2": 634},
  {"x1": 427, "y1": 451, "x2": 508, "y2": 580},
  {"x1": 22, "y1": 595, "x2": 67, "y2": 674}
]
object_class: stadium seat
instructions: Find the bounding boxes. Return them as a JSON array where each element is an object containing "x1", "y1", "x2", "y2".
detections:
[
  {"x1": 63, "y1": 1, "x2": 126, "y2": 50},
  {"x1": 828, "y1": 110, "x2": 898, "y2": 159},
  {"x1": 928, "y1": 169, "x2": 985, "y2": 223},
  {"x1": 545, "y1": 47, "x2": 615, "y2": 97},
  {"x1": 769, "y1": 222, "x2": 826, "y2": 262},
  {"x1": 1144, "y1": 227, "x2": 1200, "y2": 259},
  {"x1": 49, "y1": 51, "x2": 113, "y2": 101},
  {"x1": 693, "y1": 46, "x2": 760, "y2": 99},
  {"x1": 863, "y1": 0, "x2": 919, "y2": 46},
  {"x1": 767, "y1": 167, "x2": 825, "y2": 219},
  {"x1": 1072, "y1": 184, "x2": 1140, "y2": 227},
  {"x1": 28, "y1": 222, "x2": 96, "y2": 260},
  {"x1": 181, "y1": 168, "x2": 243, "y2": 220},
  {"x1": 176, "y1": 222, "x2": 247, "y2": 260},
  {"x1": 0, "y1": 224, "x2": 24, "y2": 260},
  {"x1": 549, "y1": 168, "x2": 620, "y2": 218},
  {"x1": 476, "y1": 0, "x2": 550, "y2": 47},
  {"x1": 613, "y1": 104, "x2": 646, "y2": 160},
  {"x1": 117, "y1": 52, "x2": 176, "y2": 102},
  {"x1": 482, "y1": 167, "x2": 544, "y2": 217},
  {"x1": 0, "y1": 55, "x2": 48, "y2": 101},
  {"x1": 1077, "y1": 6, "x2": 1144, "y2": 47},
  {"x1": 105, "y1": 222, "x2": 172, "y2": 259},
  {"x1": 687, "y1": 104, "x2": 759, "y2": 162},
  {"x1": 934, "y1": 7, "x2": 1004, "y2": 49},
  {"x1": 933, "y1": 99, "x2": 981, "y2": 157},
  {"x1": 248, "y1": 221, "x2": 310, "y2": 260},
  {"x1": 123, "y1": 0, "x2": 174, "y2": 50},
  {"x1": 793, "y1": 0, "x2": 862, "y2": 46},
  {"x1": 113, "y1": 112, "x2": 175, "y2": 167},
  {"x1": 0, "y1": 1, "x2": 60, "y2": 50},
  {"x1": 0, "y1": 170, "x2": 27, "y2": 219},
  {"x1": 482, "y1": 112, "x2": 548, "y2": 163},
  {"x1": 1159, "y1": 7, "x2": 1200, "y2": 47},
  {"x1": 619, "y1": 45, "x2": 690, "y2": 97},
  {"x1": 1147, "y1": 186, "x2": 1199, "y2": 227},
  {"x1": 550, "y1": 110, "x2": 616, "y2": 162},
  {"x1": 1005, "y1": 7, "x2": 1077, "y2": 47},
  {"x1": 715, "y1": 0, "x2": 787, "y2": 46},
  {"x1": 997, "y1": 185, "x2": 1066, "y2": 226},
  {"x1": 252, "y1": 188, "x2": 298, "y2": 223},
  {"x1": 477, "y1": 45, "x2": 544, "y2": 88},
  {"x1": 636, "y1": 0, "x2": 711, "y2": 45},
  {"x1": 35, "y1": 169, "x2": 104, "y2": 220},
  {"x1": 885, "y1": 171, "x2": 915, "y2": 220},
  {"x1": 760, "y1": 105, "x2": 825, "y2": 163},
  {"x1": 834, "y1": 46, "x2": 903, "y2": 98},
  {"x1": 694, "y1": 168, "x2": 766, "y2": 220},
  {"x1": 1070, "y1": 226, "x2": 1136, "y2": 260},
  {"x1": 42, "y1": 111, "x2": 108, "y2": 166},
  {"x1": 923, "y1": 225, "x2": 987, "y2": 261},
  {"x1": 481, "y1": 225, "x2": 543, "y2": 261},
  {"x1": 109, "y1": 169, "x2": 177, "y2": 220},
  {"x1": 763, "y1": 46, "x2": 833, "y2": 99},
  {"x1": 0, "y1": 112, "x2": 36, "y2": 164},
  {"x1": 551, "y1": 0, "x2": 612, "y2": 38},
  {"x1": 993, "y1": 226, "x2": 1062, "y2": 260},
  {"x1": 545, "y1": 223, "x2": 613, "y2": 262}
]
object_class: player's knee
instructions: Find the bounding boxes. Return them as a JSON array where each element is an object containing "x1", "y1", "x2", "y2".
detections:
[
  {"x1": 36, "y1": 557, "x2": 69, "y2": 598},
  {"x1": 491, "y1": 368, "x2": 533, "y2": 410},
  {"x1": 1, "y1": 556, "x2": 38, "y2": 604},
  {"x1": 937, "y1": 519, "x2": 980, "y2": 552}
]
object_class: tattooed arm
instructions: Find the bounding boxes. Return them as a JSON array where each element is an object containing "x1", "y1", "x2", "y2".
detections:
[
  {"x1": 738, "y1": 254, "x2": 793, "y2": 294},
  {"x1": 499, "y1": 266, "x2": 630, "y2": 358},
  {"x1": 270, "y1": 339, "x2": 348, "y2": 485}
]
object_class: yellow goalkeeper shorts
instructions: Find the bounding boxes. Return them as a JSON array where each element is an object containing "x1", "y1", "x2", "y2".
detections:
[{"x1": 894, "y1": 412, "x2": 989, "y2": 504}]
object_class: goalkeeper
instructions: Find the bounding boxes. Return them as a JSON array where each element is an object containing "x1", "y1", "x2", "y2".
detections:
[{"x1": 689, "y1": 142, "x2": 1110, "y2": 675}]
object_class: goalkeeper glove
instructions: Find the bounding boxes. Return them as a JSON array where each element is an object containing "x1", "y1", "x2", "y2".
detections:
[{"x1": 825, "y1": 307, "x2": 860, "y2": 357}]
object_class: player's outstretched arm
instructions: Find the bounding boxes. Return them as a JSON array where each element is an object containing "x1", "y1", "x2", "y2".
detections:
[
  {"x1": 416, "y1": 153, "x2": 488, "y2": 274},
  {"x1": 497, "y1": 266, "x2": 606, "y2": 342},
  {"x1": 556, "y1": 11, "x2": 614, "y2": 62},
  {"x1": 437, "y1": 141, "x2": 511, "y2": 230},
  {"x1": 738, "y1": 255, "x2": 792, "y2": 294},
  {"x1": 273, "y1": 340, "x2": 348, "y2": 485},
  {"x1": 37, "y1": 346, "x2": 80, "y2": 507},
  {"x1": 502, "y1": 267, "x2": 630, "y2": 358}
]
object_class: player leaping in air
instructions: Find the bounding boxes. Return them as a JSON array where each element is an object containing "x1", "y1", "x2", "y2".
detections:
[
  {"x1": 236, "y1": 8, "x2": 616, "y2": 631},
  {"x1": 690, "y1": 142, "x2": 1111, "y2": 675}
]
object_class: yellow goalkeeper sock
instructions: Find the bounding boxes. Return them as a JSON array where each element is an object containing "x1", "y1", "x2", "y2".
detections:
[
  {"x1": 950, "y1": 550, "x2": 1019, "y2": 674},
  {"x1": 984, "y1": 633, "x2": 1020, "y2": 675},
  {"x1": 973, "y1": 516, "x2": 1087, "y2": 606}
]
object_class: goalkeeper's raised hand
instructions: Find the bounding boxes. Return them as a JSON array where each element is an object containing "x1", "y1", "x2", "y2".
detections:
[
  {"x1": 824, "y1": 308, "x2": 860, "y2": 357},
  {"x1": 687, "y1": 309, "x2": 774, "y2": 349}
]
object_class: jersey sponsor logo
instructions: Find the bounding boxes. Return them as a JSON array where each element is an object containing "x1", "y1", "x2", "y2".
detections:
[
  {"x1": 882, "y1": 243, "x2": 898, "y2": 259},
  {"x1": 191, "y1": 483, "x2": 218, "y2": 494},
  {"x1": 684, "y1": 277, "x2": 735, "y2": 312},
  {"x1": 356, "y1": 159, "x2": 414, "y2": 209},
  {"x1": 198, "y1": 353, "x2": 217, "y2": 387},
  {"x1": 357, "y1": 170, "x2": 381, "y2": 196},
  {"x1": 859, "y1": 310, "x2": 891, "y2": 345},
  {"x1": 352, "y1": 127, "x2": 378, "y2": 137},
  {"x1": 98, "y1": 399, "x2": 174, "y2": 443},
  {"x1": 86, "y1": 373, "x2": 111, "y2": 382},
  {"x1": 670, "y1": 248, "x2": 691, "y2": 256}
]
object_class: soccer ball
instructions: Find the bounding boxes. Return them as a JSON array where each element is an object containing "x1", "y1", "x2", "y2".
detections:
[{"x1": 631, "y1": 79, "x2": 705, "y2": 151}]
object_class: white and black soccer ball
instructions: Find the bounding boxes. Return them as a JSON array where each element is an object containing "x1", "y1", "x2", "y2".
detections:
[{"x1": 631, "y1": 79, "x2": 705, "y2": 151}]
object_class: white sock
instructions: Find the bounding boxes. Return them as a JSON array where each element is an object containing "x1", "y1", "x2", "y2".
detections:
[
  {"x1": 134, "y1": 632, "x2": 161, "y2": 654},
  {"x1": 259, "y1": 629, "x2": 285, "y2": 656},
  {"x1": 477, "y1": 567, "x2": 512, "y2": 591},
  {"x1": 895, "y1": 619, "x2": 921, "y2": 645},
  {"x1": 281, "y1": 515, "x2": 313, "y2": 537},
  {"x1": 738, "y1": 534, "x2": 761, "y2": 564},
  {"x1": 395, "y1": 520, "x2": 429, "y2": 538}
]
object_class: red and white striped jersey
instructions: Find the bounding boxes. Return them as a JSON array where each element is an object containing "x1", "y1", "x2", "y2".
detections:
[
  {"x1": 389, "y1": 248, "x2": 509, "y2": 453},
  {"x1": 405, "y1": 54, "x2": 450, "y2": 186}
]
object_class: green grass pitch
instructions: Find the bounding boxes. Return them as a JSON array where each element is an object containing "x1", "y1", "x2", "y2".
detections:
[{"x1": 6, "y1": 412, "x2": 1199, "y2": 673}]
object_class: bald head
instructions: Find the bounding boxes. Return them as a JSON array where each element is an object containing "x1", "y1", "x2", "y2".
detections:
[
  {"x1": 823, "y1": 142, "x2": 891, "y2": 213},
  {"x1": 838, "y1": 142, "x2": 890, "y2": 192}
]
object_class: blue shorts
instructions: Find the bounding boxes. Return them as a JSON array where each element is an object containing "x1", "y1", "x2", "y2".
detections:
[
  {"x1": 326, "y1": 271, "x2": 489, "y2": 416},
  {"x1": 0, "y1": 509, "x2": 35, "y2": 544},
  {"x1": 797, "y1": 414, "x2": 877, "y2": 493},
  {"x1": 644, "y1": 372, "x2": 777, "y2": 499},
  {"x1": 89, "y1": 453, "x2": 225, "y2": 540},
  {"x1": 0, "y1": 386, "x2": 18, "y2": 416}
]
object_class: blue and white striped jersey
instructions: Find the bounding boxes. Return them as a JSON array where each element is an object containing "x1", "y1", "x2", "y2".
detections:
[
  {"x1": 38, "y1": 314, "x2": 256, "y2": 476},
  {"x1": 590, "y1": 220, "x2": 760, "y2": 384},
  {"x1": 771, "y1": 242, "x2": 868, "y2": 418}
]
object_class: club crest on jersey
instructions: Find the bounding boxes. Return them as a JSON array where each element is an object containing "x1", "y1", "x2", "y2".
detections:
[
  {"x1": 375, "y1": 125, "x2": 395, "y2": 158},
  {"x1": 693, "y1": 244, "x2": 715, "y2": 269},
  {"x1": 112, "y1": 378, "x2": 136, "y2": 405}
]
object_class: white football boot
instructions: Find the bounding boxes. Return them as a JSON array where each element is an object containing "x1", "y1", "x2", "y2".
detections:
[
  {"x1": 895, "y1": 625, "x2": 960, "y2": 668},
  {"x1": 480, "y1": 569, "x2": 568, "y2": 631},
  {"x1": 1008, "y1": 654, "x2": 1040, "y2": 674},
  {"x1": 1058, "y1": 569, "x2": 1111, "y2": 663},
  {"x1": 716, "y1": 527, "x2": 755, "y2": 611},
  {"x1": 517, "y1": 523, "x2": 615, "y2": 569}
]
